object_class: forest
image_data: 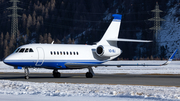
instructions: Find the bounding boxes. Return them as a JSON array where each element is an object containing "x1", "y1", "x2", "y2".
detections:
[{"x1": 0, "y1": 0, "x2": 177, "y2": 60}]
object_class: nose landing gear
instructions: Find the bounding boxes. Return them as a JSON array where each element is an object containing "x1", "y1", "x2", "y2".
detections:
[{"x1": 24, "y1": 67, "x2": 29, "y2": 79}]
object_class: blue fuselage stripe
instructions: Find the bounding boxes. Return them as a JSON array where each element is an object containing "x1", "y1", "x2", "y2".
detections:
[{"x1": 4, "y1": 60, "x2": 105, "y2": 69}]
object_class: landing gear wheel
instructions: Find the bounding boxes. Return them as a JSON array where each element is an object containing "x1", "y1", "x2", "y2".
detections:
[
  {"x1": 86, "y1": 72, "x2": 93, "y2": 78},
  {"x1": 25, "y1": 76, "x2": 29, "y2": 79},
  {"x1": 53, "y1": 69, "x2": 61, "y2": 78},
  {"x1": 53, "y1": 72, "x2": 61, "y2": 78}
]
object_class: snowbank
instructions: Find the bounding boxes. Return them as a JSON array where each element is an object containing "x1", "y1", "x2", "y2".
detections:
[{"x1": 0, "y1": 80, "x2": 179, "y2": 100}]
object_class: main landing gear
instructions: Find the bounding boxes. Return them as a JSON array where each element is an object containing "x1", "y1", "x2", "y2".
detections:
[
  {"x1": 53, "y1": 69, "x2": 61, "y2": 78},
  {"x1": 86, "y1": 67, "x2": 94, "y2": 78},
  {"x1": 24, "y1": 67, "x2": 29, "y2": 79}
]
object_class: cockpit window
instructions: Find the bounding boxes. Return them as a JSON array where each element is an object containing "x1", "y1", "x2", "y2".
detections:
[
  {"x1": 19, "y1": 48, "x2": 25, "y2": 53},
  {"x1": 25, "y1": 48, "x2": 29, "y2": 52},
  {"x1": 29, "y1": 48, "x2": 34, "y2": 52},
  {"x1": 15, "y1": 48, "x2": 20, "y2": 53}
]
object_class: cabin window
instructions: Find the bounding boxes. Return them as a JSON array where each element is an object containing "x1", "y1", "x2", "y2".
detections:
[
  {"x1": 54, "y1": 51, "x2": 56, "y2": 55},
  {"x1": 70, "y1": 52, "x2": 72, "y2": 55},
  {"x1": 60, "y1": 51, "x2": 62, "y2": 55},
  {"x1": 76, "y1": 52, "x2": 79, "y2": 55},
  {"x1": 25, "y1": 48, "x2": 29, "y2": 52},
  {"x1": 73, "y1": 52, "x2": 75, "y2": 55},
  {"x1": 63, "y1": 52, "x2": 65, "y2": 55},
  {"x1": 15, "y1": 48, "x2": 20, "y2": 53},
  {"x1": 57, "y1": 51, "x2": 59, "y2": 55},
  {"x1": 19, "y1": 48, "x2": 25, "y2": 53},
  {"x1": 50, "y1": 51, "x2": 53, "y2": 55},
  {"x1": 66, "y1": 52, "x2": 68, "y2": 55},
  {"x1": 29, "y1": 48, "x2": 34, "y2": 52}
]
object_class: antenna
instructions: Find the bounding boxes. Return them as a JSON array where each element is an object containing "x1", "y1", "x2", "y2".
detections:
[{"x1": 7, "y1": 0, "x2": 22, "y2": 39}]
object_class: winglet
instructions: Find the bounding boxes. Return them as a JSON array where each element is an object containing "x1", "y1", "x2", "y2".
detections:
[{"x1": 163, "y1": 49, "x2": 178, "y2": 65}]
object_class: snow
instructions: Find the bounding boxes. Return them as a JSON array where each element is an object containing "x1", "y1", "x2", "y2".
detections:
[
  {"x1": 1, "y1": 60, "x2": 180, "y2": 101},
  {"x1": 0, "y1": 80, "x2": 179, "y2": 101},
  {"x1": 0, "y1": 94, "x2": 162, "y2": 101},
  {"x1": 158, "y1": 4, "x2": 180, "y2": 58}
]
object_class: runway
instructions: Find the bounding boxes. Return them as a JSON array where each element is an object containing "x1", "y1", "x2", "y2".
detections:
[{"x1": 0, "y1": 72, "x2": 180, "y2": 86}]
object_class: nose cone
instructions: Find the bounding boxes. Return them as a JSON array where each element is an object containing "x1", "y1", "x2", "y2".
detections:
[
  {"x1": 3, "y1": 54, "x2": 17, "y2": 66},
  {"x1": 3, "y1": 56, "x2": 11, "y2": 65}
]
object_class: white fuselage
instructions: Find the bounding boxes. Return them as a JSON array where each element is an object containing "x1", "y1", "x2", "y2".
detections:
[{"x1": 3, "y1": 44, "x2": 121, "y2": 69}]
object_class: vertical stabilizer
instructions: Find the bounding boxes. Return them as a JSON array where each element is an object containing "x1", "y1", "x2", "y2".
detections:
[{"x1": 97, "y1": 14, "x2": 122, "y2": 46}]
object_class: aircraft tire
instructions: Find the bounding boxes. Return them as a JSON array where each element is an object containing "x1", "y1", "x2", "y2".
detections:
[
  {"x1": 86, "y1": 72, "x2": 93, "y2": 78},
  {"x1": 53, "y1": 72, "x2": 61, "y2": 78},
  {"x1": 25, "y1": 76, "x2": 29, "y2": 79}
]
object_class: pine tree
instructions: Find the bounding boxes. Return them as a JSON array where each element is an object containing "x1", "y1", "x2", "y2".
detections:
[
  {"x1": 39, "y1": 35, "x2": 43, "y2": 43},
  {"x1": 68, "y1": 38, "x2": 72, "y2": 44},
  {"x1": 0, "y1": 32, "x2": 3, "y2": 47},
  {"x1": 72, "y1": 39, "x2": 75, "y2": 44},
  {"x1": 5, "y1": 32, "x2": 9, "y2": 41},
  {"x1": 43, "y1": 33, "x2": 47, "y2": 43},
  {"x1": 47, "y1": 33, "x2": 52, "y2": 43},
  {"x1": 9, "y1": 37, "x2": 15, "y2": 54},
  {"x1": 36, "y1": 21, "x2": 40, "y2": 32},
  {"x1": 4, "y1": 46, "x2": 9, "y2": 58},
  {"x1": 22, "y1": 14, "x2": 27, "y2": 28},
  {"x1": 3, "y1": 38, "x2": 7, "y2": 49},
  {"x1": 56, "y1": 39, "x2": 61, "y2": 44},
  {"x1": 50, "y1": 0, "x2": 55, "y2": 11},
  {"x1": 27, "y1": 14, "x2": 32, "y2": 28},
  {"x1": 0, "y1": 32, "x2": 3, "y2": 60},
  {"x1": 9, "y1": 37, "x2": 14, "y2": 49},
  {"x1": 33, "y1": 15, "x2": 36, "y2": 26}
]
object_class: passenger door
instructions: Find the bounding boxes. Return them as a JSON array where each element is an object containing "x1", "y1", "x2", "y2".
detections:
[{"x1": 35, "y1": 47, "x2": 44, "y2": 66}]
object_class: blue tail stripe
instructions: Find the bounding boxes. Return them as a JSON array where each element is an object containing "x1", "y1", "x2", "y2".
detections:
[{"x1": 112, "y1": 14, "x2": 122, "y2": 20}]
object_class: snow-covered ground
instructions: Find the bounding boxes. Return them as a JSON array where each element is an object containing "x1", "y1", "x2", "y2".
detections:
[
  {"x1": 1, "y1": 60, "x2": 180, "y2": 74},
  {"x1": 1, "y1": 60, "x2": 180, "y2": 101},
  {"x1": 0, "y1": 80, "x2": 179, "y2": 101}
]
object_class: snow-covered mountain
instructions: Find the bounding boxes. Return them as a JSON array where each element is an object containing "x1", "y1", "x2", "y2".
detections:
[{"x1": 158, "y1": 3, "x2": 180, "y2": 58}]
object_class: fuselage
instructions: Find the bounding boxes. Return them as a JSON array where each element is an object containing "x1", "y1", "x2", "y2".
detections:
[
  {"x1": 3, "y1": 14, "x2": 123, "y2": 70},
  {"x1": 3, "y1": 44, "x2": 120, "y2": 69}
]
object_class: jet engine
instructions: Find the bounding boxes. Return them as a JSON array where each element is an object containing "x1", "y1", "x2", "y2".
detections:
[{"x1": 96, "y1": 45, "x2": 121, "y2": 57}]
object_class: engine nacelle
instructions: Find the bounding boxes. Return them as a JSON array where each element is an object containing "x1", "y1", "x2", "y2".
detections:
[{"x1": 96, "y1": 45, "x2": 121, "y2": 57}]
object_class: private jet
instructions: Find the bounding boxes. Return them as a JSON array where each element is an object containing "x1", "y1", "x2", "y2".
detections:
[{"x1": 3, "y1": 14, "x2": 177, "y2": 79}]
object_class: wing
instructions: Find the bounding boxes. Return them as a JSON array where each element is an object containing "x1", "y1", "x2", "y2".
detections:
[{"x1": 65, "y1": 49, "x2": 178, "y2": 68}]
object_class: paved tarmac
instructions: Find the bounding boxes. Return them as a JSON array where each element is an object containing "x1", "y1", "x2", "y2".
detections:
[{"x1": 0, "y1": 72, "x2": 180, "y2": 86}]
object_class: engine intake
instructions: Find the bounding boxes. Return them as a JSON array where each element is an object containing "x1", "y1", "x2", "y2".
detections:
[{"x1": 96, "y1": 45, "x2": 121, "y2": 57}]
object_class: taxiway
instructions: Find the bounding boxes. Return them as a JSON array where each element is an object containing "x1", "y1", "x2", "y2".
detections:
[{"x1": 0, "y1": 73, "x2": 180, "y2": 86}]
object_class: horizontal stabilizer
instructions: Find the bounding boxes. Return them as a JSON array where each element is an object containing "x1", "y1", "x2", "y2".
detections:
[{"x1": 107, "y1": 38, "x2": 152, "y2": 42}]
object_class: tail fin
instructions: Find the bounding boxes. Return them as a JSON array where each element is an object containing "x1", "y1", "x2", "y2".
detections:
[
  {"x1": 97, "y1": 14, "x2": 151, "y2": 47},
  {"x1": 97, "y1": 14, "x2": 122, "y2": 47}
]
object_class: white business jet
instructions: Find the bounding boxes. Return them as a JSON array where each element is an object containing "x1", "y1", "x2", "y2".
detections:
[{"x1": 3, "y1": 14, "x2": 177, "y2": 79}]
